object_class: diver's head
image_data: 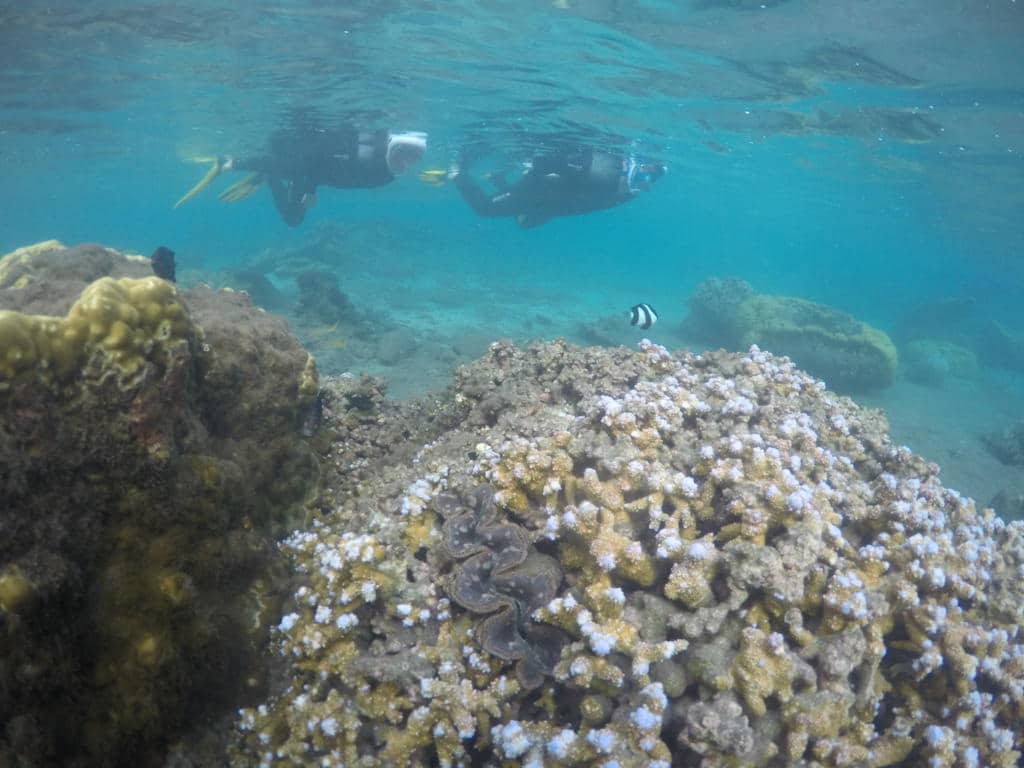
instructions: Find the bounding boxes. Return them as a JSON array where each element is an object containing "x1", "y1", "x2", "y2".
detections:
[
  {"x1": 626, "y1": 156, "x2": 666, "y2": 193},
  {"x1": 386, "y1": 131, "x2": 428, "y2": 175}
]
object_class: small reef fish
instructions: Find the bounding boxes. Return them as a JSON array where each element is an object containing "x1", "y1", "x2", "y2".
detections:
[
  {"x1": 628, "y1": 303, "x2": 658, "y2": 330},
  {"x1": 150, "y1": 246, "x2": 176, "y2": 283}
]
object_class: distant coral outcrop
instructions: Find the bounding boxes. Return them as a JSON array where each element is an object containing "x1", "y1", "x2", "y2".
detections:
[{"x1": 683, "y1": 277, "x2": 898, "y2": 391}]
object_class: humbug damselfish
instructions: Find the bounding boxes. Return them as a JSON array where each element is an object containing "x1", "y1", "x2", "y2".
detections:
[{"x1": 628, "y1": 303, "x2": 658, "y2": 330}]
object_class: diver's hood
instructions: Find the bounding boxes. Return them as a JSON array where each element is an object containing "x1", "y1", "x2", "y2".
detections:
[{"x1": 386, "y1": 131, "x2": 428, "y2": 175}]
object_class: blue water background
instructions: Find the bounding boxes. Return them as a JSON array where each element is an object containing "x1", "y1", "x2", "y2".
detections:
[{"x1": 1, "y1": 1, "x2": 1022, "y2": 501}]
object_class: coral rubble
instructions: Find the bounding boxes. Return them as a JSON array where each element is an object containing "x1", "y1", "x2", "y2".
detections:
[
  {"x1": 0, "y1": 241, "x2": 321, "y2": 766},
  {"x1": 233, "y1": 338, "x2": 1023, "y2": 767}
]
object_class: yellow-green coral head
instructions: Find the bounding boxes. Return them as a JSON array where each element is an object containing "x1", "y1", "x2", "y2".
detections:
[{"x1": 0, "y1": 564, "x2": 35, "y2": 613}]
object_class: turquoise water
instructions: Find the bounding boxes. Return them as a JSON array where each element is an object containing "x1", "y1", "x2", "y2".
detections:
[{"x1": 2, "y1": 1, "x2": 1023, "y2": 506}]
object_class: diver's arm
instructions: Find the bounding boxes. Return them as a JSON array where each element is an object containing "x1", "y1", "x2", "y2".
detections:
[
  {"x1": 485, "y1": 169, "x2": 514, "y2": 193},
  {"x1": 452, "y1": 173, "x2": 518, "y2": 218},
  {"x1": 267, "y1": 177, "x2": 307, "y2": 227}
]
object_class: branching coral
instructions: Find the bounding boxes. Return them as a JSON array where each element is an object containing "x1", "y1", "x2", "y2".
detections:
[{"x1": 231, "y1": 339, "x2": 1024, "y2": 767}]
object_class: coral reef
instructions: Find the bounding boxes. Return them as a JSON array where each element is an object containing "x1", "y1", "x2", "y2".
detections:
[
  {"x1": 0, "y1": 241, "x2": 321, "y2": 766},
  {"x1": 684, "y1": 278, "x2": 898, "y2": 392},
  {"x1": 0, "y1": 273, "x2": 190, "y2": 388},
  {"x1": 231, "y1": 338, "x2": 1023, "y2": 767}
]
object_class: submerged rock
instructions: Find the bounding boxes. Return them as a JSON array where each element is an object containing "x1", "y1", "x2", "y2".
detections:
[
  {"x1": 0, "y1": 241, "x2": 321, "y2": 766},
  {"x1": 295, "y1": 269, "x2": 356, "y2": 325},
  {"x1": 975, "y1": 318, "x2": 1024, "y2": 373},
  {"x1": 684, "y1": 278, "x2": 898, "y2": 392},
  {"x1": 231, "y1": 339, "x2": 1023, "y2": 767},
  {"x1": 223, "y1": 267, "x2": 291, "y2": 311},
  {"x1": 682, "y1": 275, "x2": 755, "y2": 349},
  {"x1": 981, "y1": 422, "x2": 1024, "y2": 467},
  {"x1": 893, "y1": 295, "x2": 978, "y2": 344},
  {"x1": 902, "y1": 338, "x2": 979, "y2": 386},
  {"x1": 0, "y1": 240, "x2": 153, "y2": 314},
  {"x1": 989, "y1": 489, "x2": 1024, "y2": 521}
]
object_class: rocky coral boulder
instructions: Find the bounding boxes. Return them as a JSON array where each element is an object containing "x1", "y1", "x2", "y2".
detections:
[
  {"x1": 0, "y1": 241, "x2": 321, "y2": 767},
  {"x1": 684, "y1": 278, "x2": 898, "y2": 392},
  {"x1": 902, "y1": 338, "x2": 979, "y2": 386},
  {"x1": 0, "y1": 240, "x2": 153, "y2": 314},
  {"x1": 682, "y1": 276, "x2": 756, "y2": 349},
  {"x1": 231, "y1": 339, "x2": 1023, "y2": 767},
  {"x1": 982, "y1": 422, "x2": 1024, "y2": 467},
  {"x1": 989, "y1": 489, "x2": 1024, "y2": 521},
  {"x1": 295, "y1": 269, "x2": 357, "y2": 325}
]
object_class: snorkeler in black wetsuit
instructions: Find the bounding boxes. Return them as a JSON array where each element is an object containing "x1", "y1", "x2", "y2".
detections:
[
  {"x1": 175, "y1": 125, "x2": 427, "y2": 226},
  {"x1": 449, "y1": 146, "x2": 665, "y2": 228}
]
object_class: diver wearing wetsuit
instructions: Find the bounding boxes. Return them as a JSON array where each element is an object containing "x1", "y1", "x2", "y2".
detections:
[
  {"x1": 175, "y1": 125, "x2": 427, "y2": 226},
  {"x1": 451, "y1": 147, "x2": 665, "y2": 229}
]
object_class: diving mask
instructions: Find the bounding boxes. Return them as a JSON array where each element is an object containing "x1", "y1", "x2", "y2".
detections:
[
  {"x1": 386, "y1": 131, "x2": 428, "y2": 175},
  {"x1": 625, "y1": 156, "x2": 666, "y2": 193}
]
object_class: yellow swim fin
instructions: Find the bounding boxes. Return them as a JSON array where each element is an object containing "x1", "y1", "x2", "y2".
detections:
[
  {"x1": 417, "y1": 168, "x2": 449, "y2": 186},
  {"x1": 218, "y1": 173, "x2": 265, "y2": 203},
  {"x1": 173, "y1": 158, "x2": 223, "y2": 209}
]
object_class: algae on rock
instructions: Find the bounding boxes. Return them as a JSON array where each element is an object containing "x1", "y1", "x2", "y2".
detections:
[
  {"x1": 0, "y1": 241, "x2": 322, "y2": 767},
  {"x1": 684, "y1": 278, "x2": 898, "y2": 391}
]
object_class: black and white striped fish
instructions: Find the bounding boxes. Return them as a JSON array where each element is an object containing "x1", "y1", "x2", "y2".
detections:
[{"x1": 628, "y1": 303, "x2": 658, "y2": 330}]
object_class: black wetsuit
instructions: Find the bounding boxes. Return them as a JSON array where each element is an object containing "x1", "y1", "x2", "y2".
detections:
[
  {"x1": 453, "y1": 148, "x2": 633, "y2": 228},
  {"x1": 235, "y1": 126, "x2": 394, "y2": 226}
]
